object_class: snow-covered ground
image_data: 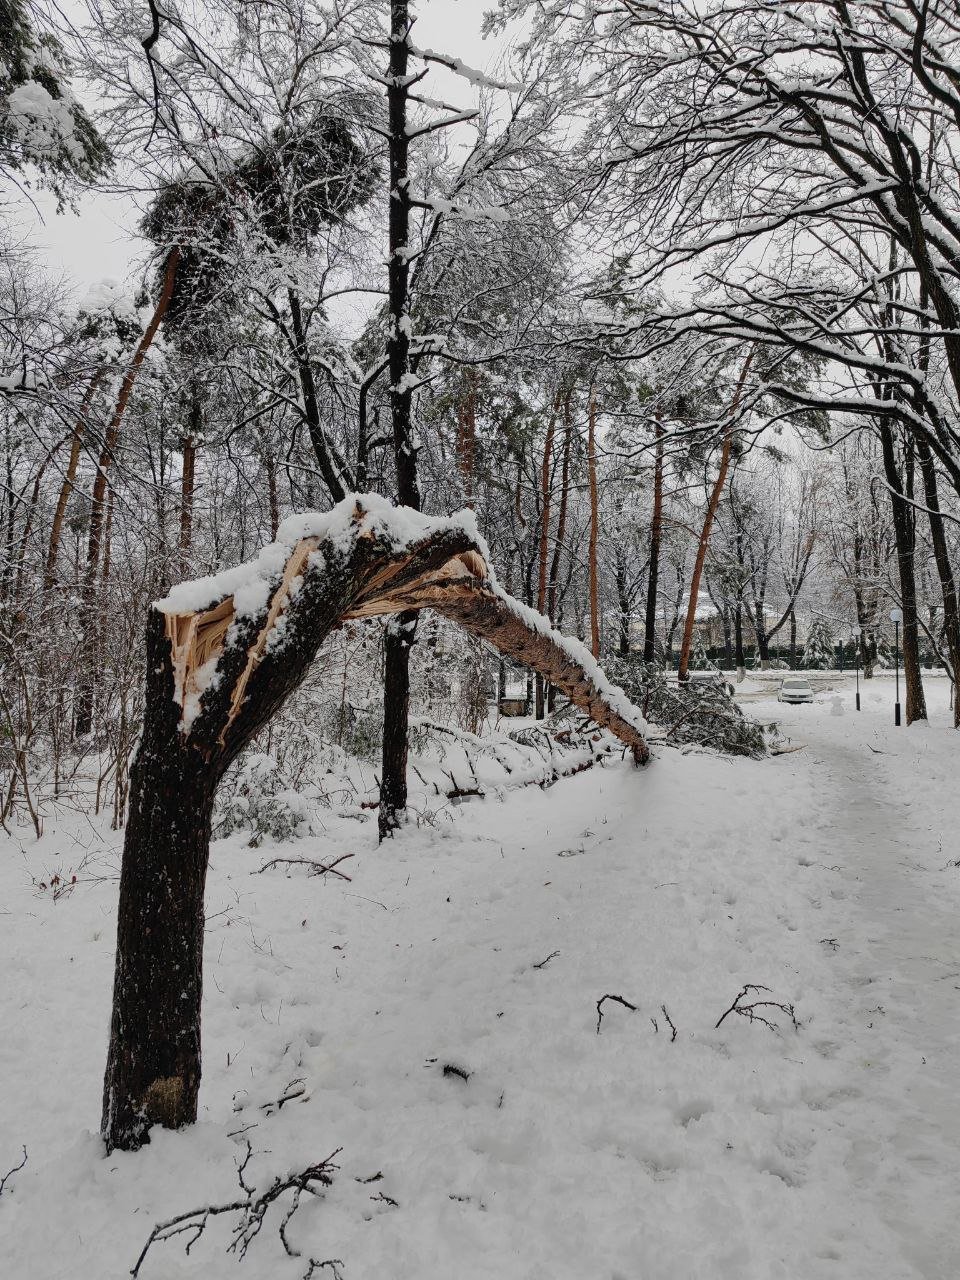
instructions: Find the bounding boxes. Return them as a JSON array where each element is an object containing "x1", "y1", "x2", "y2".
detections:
[{"x1": 2, "y1": 677, "x2": 958, "y2": 1279}]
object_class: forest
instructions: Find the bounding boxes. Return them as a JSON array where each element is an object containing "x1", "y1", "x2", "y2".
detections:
[{"x1": 2, "y1": 2, "x2": 960, "y2": 1278}]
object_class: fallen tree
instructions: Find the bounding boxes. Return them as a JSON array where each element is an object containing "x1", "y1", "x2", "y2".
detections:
[
  {"x1": 102, "y1": 495, "x2": 649, "y2": 1152},
  {"x1": 605, "y1": 659, "x2": 767, "y2": 758}
]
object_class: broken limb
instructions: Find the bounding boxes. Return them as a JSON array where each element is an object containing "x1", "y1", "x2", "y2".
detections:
[{"x1": 102, "y1": 496, "x2": 649, "y2": 1151}]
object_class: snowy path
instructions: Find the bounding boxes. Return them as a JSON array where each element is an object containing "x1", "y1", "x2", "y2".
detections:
[
  {"x1": 788, "y1": 707, "x2": 960, "y2": 1280},
  {"x1": 2, "y1": 682, "x2": 959, "y2": 1279}
]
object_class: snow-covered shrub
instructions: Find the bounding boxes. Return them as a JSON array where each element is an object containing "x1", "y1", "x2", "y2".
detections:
[
  {"x1": 606, "y1": 659, "x2": 767, "y2": 757},
  {"x1": 214, "y1": 753, "x2": 316, "y2": 845}
]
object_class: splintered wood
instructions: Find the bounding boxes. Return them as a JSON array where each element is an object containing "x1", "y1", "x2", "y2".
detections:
[
  {"x1": 163, "y1": 541, "x2": 489, "y2": 735},
  {"x1": 162, "y1": 528, "x2": 648, "y2": 763},
  {"x1": 165, "y1": 537, "x2": 321, "y2": 738}
]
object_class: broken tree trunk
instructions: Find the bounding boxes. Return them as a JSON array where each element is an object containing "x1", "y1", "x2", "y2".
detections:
[{"x1": 102, "y1": 497, "x2": 649, "y2": 1152}]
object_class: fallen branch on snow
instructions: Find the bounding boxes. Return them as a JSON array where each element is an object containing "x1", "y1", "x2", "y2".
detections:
[
  {"x1": 596, "y1": 993, "x2": 638, "y2": 1034},
  {"x1": 254, "y1": 854, "x2": 354, "y2": 881},
  {"x1": 130, "y1": 1142, "x2": 340, "y2": 1278},
  {"x1": 258, "y1": 1078, "x2": 308, "y2": 1115},
  {"x1": 715, "y1": 984, "x2": 799, "y2": 1034},
  {"x1": 302, "y1": 1261, "x2": 344, "y2": 1280}
]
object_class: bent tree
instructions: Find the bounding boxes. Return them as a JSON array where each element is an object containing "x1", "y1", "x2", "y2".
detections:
[{"x1": 102, "y1": 495, "x2": 649, "y2": 1153}]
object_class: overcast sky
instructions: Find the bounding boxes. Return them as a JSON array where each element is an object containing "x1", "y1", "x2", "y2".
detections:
[{"x1": 11, "y1": 0, "x2": 497, "y2": 297}]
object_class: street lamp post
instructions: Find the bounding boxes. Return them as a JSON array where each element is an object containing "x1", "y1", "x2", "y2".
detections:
[
  {"x1": 889, "y1": 607, "x2": 903, "y2": 726},
  {"x1": 854, "y1": 627, "x2": 861, "y2": 711}
]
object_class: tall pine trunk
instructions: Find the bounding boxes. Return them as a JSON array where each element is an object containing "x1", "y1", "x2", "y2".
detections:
[
  {"x1": 546, "y1": 408, "x2": 573, "y2": 713},
  {"x1": 379, "y1": 0, "x2": 421, "y2": 839},
  {"x1": 75, "y1": 249, "x2": 180, "y2": 736},
  {"x1": 587, "y1": 387, "x2": 601, "y2": 658},
  {"x1": 179, "y1": 388, "x2": 200, "y2": 577},
  {"x1": 45, "y1": 370, "x2": 102, "y2": 591},
  {"x1": 535, "y1": 388, "x2": 562, "y2": 718},
  {"x1": 642, "y1": 418, "x2": 664, "y2": 664},
  {"x1": 678, "y1": 350, "x2": 752, "y2": 682}
]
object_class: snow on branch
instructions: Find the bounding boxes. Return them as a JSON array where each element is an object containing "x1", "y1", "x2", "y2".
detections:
[
  {"x1": 410, "y1": 196, "x2": 511, "y2": 223},
  {"x1": 408, "y1": 44, "x2": 521, "y2": 93}
]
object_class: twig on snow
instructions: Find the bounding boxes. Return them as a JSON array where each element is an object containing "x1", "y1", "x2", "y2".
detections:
[
  {"x1": 659, "y1": 1004, "x2": 678, "y2": 1041},
  {"x1": 302, "y1": 1260, "x2": 344, "y2": 1280},
  {"x1": 254, "y1": 854, "x2": 354, "y2": 881},
  {"x1": 596, "y1": 993, "x2": 638, "y2": 1034},
  {"x1": 259, "y1": 1078, "x2": 308, "y2": 1115},
  {"x1": 0, "y1": 1146, "x2": 27, "y2": 1196},
  {"x1": 715, "y1": 984, "x2": 799, "y2": 1034},
  {"x1": 532, "y1": 950, "x2": 560, "y2": 970}
]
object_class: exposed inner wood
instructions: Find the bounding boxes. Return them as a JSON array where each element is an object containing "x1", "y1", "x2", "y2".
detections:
[{"x1": 162, "y1": 539, "x2": 648, "y2": 763}]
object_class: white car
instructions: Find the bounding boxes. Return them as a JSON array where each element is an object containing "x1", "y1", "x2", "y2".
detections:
[{"x1": 778, "y1": 677, "x2": 814, "y2": 704}]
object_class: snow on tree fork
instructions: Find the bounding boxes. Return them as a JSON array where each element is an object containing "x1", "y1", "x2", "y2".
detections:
[{"x1": 102, "y1": 496, "x2": 648, "y2": 1152}]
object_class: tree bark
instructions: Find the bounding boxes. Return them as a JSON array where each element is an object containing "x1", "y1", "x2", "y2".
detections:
[
  {"x1": 916, "y1": 436, "x2": 960, "y2": 724},
  {"x1": 102, "y1": 612, "x2": 216, "y2": 1149},
  {"x1": 456, "y1": 370, "x2": 477, "y2": 509},
  {"x1": 587, "y1": 387, "x2": 601, "y2": 658},
  {"x1": 178, "y1": 390, "x2": 199, "y2": 577},
  {"x1": 877, "y1": 421, "x2": 926, "y2": 722},
  {"x1": 642, "y1": 418, "x2": 664, "y2": 664},
  {"x1": 45, "y1": 370, "x2": 102, "y2": 591},
  {"x1": 431, "y1": 585, "x2": 649, "y2": 763},
  {"x1": 75, "y1": 249, "x2": 180, "y2": 736},
  {"x1": 546, "y1": 409, "x2": 572, "y2": 714},
  {"x1": 678, "y1": 350, "x2": 753, "y2": 682},
  {"x1": 379, "y1": 0, "x2": 421, "y2": 839},
  {"x1": 734, "y1": 600, "x2": 745, "y2": 680},
  {"x1": 265, "y1": 448, "x2": 280, "y2": 540},
  {"x1": 535, "y1": 388, "x2": 563, "y2": 718},
  {"x1": 287, "y1": 287, "x2": 350, "y2": 502},
  {"x1": 616, "y1": 550, "x2": 631, "y2": 656},
  {"x1": 546, "y1": 411, "x2": 572, "y2": 624},
  {"x1": 753, "y1": 603, "x2": 771, "y2": 667}
]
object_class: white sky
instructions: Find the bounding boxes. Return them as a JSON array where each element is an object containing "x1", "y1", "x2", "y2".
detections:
[{"x1": 9, "y1": 0, "x2": 497, "y2": 295}]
